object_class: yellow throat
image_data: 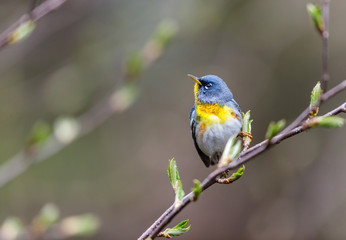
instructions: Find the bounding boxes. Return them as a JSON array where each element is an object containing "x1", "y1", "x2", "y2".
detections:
[{"x1": 194, "y1": 83, "x2": 236, "y2": 126}]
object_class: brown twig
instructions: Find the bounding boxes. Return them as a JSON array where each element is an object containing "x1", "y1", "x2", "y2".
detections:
[
  {"x1": 0, "y1": 0, "x2": 67, "y2": 50},
  {"x1": 138, "y1": 84, "x2": 346, "y2": 240},
  {"x1": 138, "y1": 14, "x2": 341, "y2": 234},
  {"x1": 279, "y1": 1, "x2": 332, "y2": 136},
  {"x1": 321, "y1": 0, "x2": 330, "y2": 92},
  {"x1": 29, "y1": 0, "x2": 38, "y2": 13},
  {"x1": 245, "y1": 80, "x2": 346, "y2": 155},
  {"x1": 0, "y1": 19, "x2": 177, "y2": 189}
]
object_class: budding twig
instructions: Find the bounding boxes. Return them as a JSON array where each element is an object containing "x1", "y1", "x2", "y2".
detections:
[
  {"x1": 139, "y1": 85, "x2": 346, "y2": 240},
  {"x1": 321, "y1": 0, "x2": 330, "y2": 92},
  {"x1": 278, "y1": 80, "x2": 346, "y2": 138},
  {"x1": 0, "y1": 0, "x2": 67, "y2": 50}
]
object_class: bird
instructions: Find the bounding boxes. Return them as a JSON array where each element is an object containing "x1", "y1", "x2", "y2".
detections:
[{"x1": 188, "y1": 74, "x2": 242, "y2": 167}]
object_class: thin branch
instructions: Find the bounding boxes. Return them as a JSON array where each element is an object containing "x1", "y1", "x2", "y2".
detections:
[
  {"x1": 29, "y1": 0, "x2": 40, "y2": 13},
  {"x1": 0, "y1": 0, "x2": 67, "y2": 50},
  {"x1": 138, "y1": 82, "x2": 346, "y2": 239},
  {"x1": 152, "y1": 9, "x2": 335, "y2": 238},
  {"x1": 0, "y1": 19, "x2": 177, "y2": 189},
  {"x1": 321, "y1": 80, "x2": 346, "y2": 101},
  {"x1": 0, "y1": 92, "x2": 124, "y2": 188},
  {"x1": 281, "y1": 0, "x2": 332, "y2": 135},
  {"x1": 321, "y1": 0, "x2": 330, "y2": 91},
  {"x1": 323, "y1": 102, "x2": 346, "y2": 116},
  {"x1": 248, "y1": 80, "x2": 346, "y2": 154}
]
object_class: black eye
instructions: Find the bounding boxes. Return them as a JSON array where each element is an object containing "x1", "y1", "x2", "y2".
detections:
[{"x1": 205, "y1": 83, "x2": 212, "y2": 89}]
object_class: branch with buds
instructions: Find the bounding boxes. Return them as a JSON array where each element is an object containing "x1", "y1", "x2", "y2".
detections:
[
  {"x1": 139, "y1": 1, "x2": 345, "y2": 239},
  {"x1": 0, "y1": 0, "x2": 68, "y2": 50},
  {"x1": 139, "y1": 80, "x2": 346, "y2": 240},
  {"x1": 0, "y1": 203, "x2": 100, "y2": 240},
  {"x1": 0, "y1": 20, "x2": 178, "y2": 189}
]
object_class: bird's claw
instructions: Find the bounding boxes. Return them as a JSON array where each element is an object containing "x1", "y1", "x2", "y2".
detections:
[{"x1": 238, "y1": 131, "x2": 253, "y2": 139}]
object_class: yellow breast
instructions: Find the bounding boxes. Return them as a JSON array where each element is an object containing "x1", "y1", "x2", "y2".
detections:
[
  {"x1": 194, "y1": 82, "x2": 238, "y2": 126},
  {"x1": 196, "y1": 103, "x2": 236, "y2": 126}
]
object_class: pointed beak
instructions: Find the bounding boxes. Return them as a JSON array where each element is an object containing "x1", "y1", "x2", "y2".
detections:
[{"x1": 188, "y1": 74, "x2": 201, "y2": 85}]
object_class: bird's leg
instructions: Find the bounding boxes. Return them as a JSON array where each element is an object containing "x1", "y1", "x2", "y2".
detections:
[{"x1": 238, "y1": 131, "x2": 253, "y2": 150}]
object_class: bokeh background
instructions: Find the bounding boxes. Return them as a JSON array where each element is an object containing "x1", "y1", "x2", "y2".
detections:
[{"x1": 1, "y1": 0, "x2": 346, "y2": 239}]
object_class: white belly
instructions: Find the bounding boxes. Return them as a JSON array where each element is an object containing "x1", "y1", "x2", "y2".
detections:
[{"x1": 197, "y1": 118, "x2": 242, "y2": 157}]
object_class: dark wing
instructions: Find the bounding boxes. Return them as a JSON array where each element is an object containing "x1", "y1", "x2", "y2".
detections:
[
  {"x1": 190, "y1": 105, "x2": 211, "y2": 167},
  {"x1": 226, "y1": 99, "x2": 242, "y2": 121}
]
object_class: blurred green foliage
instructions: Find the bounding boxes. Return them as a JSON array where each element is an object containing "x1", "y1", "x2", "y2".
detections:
[
  {"x1": 0, "y1": 0, "x2": 345, "y2": 240},
  {"x1": 0, "y1": 203, "x2": 99, "y2": 239}
]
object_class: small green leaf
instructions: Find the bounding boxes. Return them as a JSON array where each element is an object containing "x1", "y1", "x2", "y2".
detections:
[
  {"x1": 218, "y1": 135, "x2": 242, "y2": 168},
  {"x1": 191, "y1": 179, "x2": 202, "y2": 201},
  {"x1": 174, "y1": 219, "x2": 189, "y2": 229},
  {"x1": 310, "y1": 82, "x2": 322, "y2": 107},
  {"x1": 223, "y1": 135, "x2": 236, "y2": 156},
  {"x1": 175, "y1": 180, "x2": 185, "y2": 208},
  {"x1": 27, "y1": 121, "x2": 51, "y2": 147},
  {"x1": 230, "y1": 140, "x2": 242, "y2": 160},
  {"x1": 241, "y1": 111, "x2": 252, "y2": 133},
  {"x1": 8, "y1": 20, "x2": 36, "y2": 44},
  {"x1": 160, "y1": 219, "x2": 190, "y2": 238},
  {"x1": 165, "y1": 226, "x2": 191, "y2": 237},
  {"x1": 312, "y1": 116, "x2": 345, "y2": 128},
  {"x1": 310, "y1": 82, "x2": 322, "y2": 116},
  {"x1": 153, "y1": 19, "x2": 179, "y2": 49},
  {"x1": 230, "y1": 165, "x2": 245, "y2": 182},
  {"x1": 218, "y1": 135, "x2": 237, "y2": 168},
  {"x1": 265, "y1": 119, "x2": 286, "y2": 141},
  {"x1": 217, "y1": 165, "x2": 245, "y2": 184},
  {"x1": 125, "y1": 52, "x2": 143, "y2": 79},
  {"x1": 307, "y1": 3, "x2": 324, "y2": 34},
  {"x1": 168, "y1": 158, "x2": 180, "y2": 189},
  {"x1": 168, "y1": 158, "x2": 185, "y2": 208},
  {"x1": 241, "y1": 111, "x2": 253, "y2": 149}
]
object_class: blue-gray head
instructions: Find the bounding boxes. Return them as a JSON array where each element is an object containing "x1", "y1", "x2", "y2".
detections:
[{"x1": 188, "y1": 74, "x2": 234, "y2": 104}]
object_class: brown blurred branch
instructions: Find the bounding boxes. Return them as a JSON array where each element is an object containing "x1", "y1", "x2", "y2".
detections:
[
  {"x1": 0, "y1": 87, "x2": 130, "y2": 189},
  {"x1": 29, "y1": 0, "x2": 39, "y2": 13},
  {"x1": 0, "y1": 203, "x2": 99, "y2": 240},
  {"x1": 0, "y1": 20, "x2": 178, "y2": 189},
  {"x1": 0, "y1": 0, "x2": 67, "y2": 50},
  {"x1": 138, "y1": 81, "x2": 346, "y2": 240},
  {"x1": 321, "y1": 0, "x2": 330, "y2": 91}
]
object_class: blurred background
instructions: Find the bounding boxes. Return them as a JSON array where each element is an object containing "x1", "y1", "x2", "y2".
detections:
[{"x1": 0, "y1": 0, "x2": 346, "y2": 239}]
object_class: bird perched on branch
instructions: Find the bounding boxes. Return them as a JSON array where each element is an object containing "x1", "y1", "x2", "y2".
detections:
[{"x1": 189, "y1": 74, "x2": 242, "y2": 167}]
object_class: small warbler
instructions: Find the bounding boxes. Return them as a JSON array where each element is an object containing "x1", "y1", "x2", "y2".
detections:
[{"x1": 188, "y1": 74, "x2": 242, "y2": 167}]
